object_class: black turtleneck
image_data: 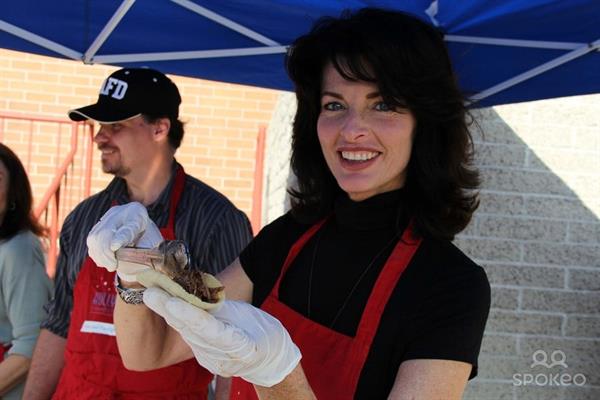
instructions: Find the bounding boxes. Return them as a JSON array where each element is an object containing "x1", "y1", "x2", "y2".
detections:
[
  {"x1": 240, "y1": 190, "x2": 490, "y2": 399},
  {"x1": 280, "y1": 189, "x2": 408, "y2": 335}
]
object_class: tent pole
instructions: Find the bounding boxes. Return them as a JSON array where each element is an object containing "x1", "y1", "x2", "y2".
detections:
[
  {"x1": 94, "y1": 46, "x2": 287, "y2": 64},
  {"x1": 470, "y1": 38, "x2": 600, "y2": 103},
  {"x1": 171, "y1": 0, "x2": 280, "y2": 46},
  {"x1": 83, "y1": 0, "x2": 136, "y2": 64},
  {"x1": 0, "y1": 19, "x2": 80, "y2": 59}
]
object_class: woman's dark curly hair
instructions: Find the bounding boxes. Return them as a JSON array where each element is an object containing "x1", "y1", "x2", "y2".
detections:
[
  {"x1": 0, "y1": 143, "x2": 46, "y2": 240},
  {"x1": 286, "y1": 7, "x2": 479, "y2": 240}
]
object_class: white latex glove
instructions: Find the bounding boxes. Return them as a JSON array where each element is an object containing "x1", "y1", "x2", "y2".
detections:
[
  {"x1": 87, "y1": 202, "x2": 163, "y2": 281},
  {"x1": 143, "y1": 287, "x2": 301, "y2": 387}
]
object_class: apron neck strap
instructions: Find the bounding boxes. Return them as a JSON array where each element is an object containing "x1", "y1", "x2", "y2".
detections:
[
  {"x1": 110, "y1": 164, "x2": 186, "y2": 233},
  {"x1": 272, "y1": 217, "x2": 328, "y2": 298}
]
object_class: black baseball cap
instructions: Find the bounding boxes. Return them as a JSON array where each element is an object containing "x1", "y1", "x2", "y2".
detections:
[{"x1": 68, "y1": 68, "x2": 181, "y2": 123}]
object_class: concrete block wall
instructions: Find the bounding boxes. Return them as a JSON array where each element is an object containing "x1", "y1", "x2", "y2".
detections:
[
  {"x1": 262, "y1": 92, "x2": 297, "y2": 224},
  {"x1": 263, "y1": 93, "x2": 600, "y2": 399},
  {"x1": 461, "y1": 98, "x2": 600, "y2": 400},
  {"x1": 0, "y1": 48, "x2": 280, "y2": 216}
]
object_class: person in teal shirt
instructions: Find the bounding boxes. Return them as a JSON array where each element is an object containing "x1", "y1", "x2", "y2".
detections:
[{"x1": 0, "y1": 143, "x2": 52, "y2": 399}]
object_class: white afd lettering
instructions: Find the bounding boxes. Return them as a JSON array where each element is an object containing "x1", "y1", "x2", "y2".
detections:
[{"x1": 99, "y1": 77, "x2": 128, "y2": 100}]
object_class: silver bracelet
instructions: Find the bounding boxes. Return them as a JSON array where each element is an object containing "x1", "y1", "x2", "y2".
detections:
[{"x1": 114, "y1": 275, "x2": 146, "y2": 305}]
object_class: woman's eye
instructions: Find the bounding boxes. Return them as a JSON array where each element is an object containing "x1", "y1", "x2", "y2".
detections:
[
  {"x1": 323, "y1": 102, "x2": 344, "y2": 111},
  {"x1": 374, "y1": 102, "x2": 393, "y2": 112}
]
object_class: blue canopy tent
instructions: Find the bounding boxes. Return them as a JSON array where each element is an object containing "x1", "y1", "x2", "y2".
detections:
[{"x1": 0, "y1": 0, "x2": 599, "y2": 107}]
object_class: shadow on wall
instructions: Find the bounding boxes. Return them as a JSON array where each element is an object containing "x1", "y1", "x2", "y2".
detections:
[{"x1": 262, "y1": 93, "x2": 600, "y2": 400}]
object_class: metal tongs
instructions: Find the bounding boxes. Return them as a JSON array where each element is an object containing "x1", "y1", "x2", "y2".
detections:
[{"x1": 114, "y1": 240, "x2": 190, "y2": 276}]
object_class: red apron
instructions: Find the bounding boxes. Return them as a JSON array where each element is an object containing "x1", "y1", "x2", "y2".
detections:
[
  {"x1": 230, "y1": 220, "x2": 421, "y2": 400},
  {"x1": 1, "y1": 343, "x2": 10, "y2": 359},
  {"x1": 53, "y1": 166, "x2": 213, "y2": 399}
]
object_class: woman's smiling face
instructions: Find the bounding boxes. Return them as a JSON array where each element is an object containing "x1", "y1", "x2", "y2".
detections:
[{"x1": 317, "y1": 63, "x2": 416, "y2": 201}]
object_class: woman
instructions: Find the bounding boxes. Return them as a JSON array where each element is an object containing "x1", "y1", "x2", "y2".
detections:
[
  {"x1": 0, "y1": 143, "x2": 53, "y2": 399},
  {"x1": 89, "y1": 8, "x2": 490, "y2": 400}
]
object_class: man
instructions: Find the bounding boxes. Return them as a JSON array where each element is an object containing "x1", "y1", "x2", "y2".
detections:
[{"x1": 23, "y1": 68, "x2": 252, "y2": 399}]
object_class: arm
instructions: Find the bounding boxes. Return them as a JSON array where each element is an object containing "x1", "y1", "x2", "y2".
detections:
[
  {"x1": 114, "y1": 291, "x2": 189, "y2": 370},
  {"x1": 142, "y1": 287, "x2": 303, "y2": 394},
  {"x1": 214, "y1": 376, "x2": 232, "y2": 400},
  {"x1": 115, "y1": 259, "x2": 253, "y2": 370},
  {"x1": 22, "y1": 330, "x2": 65, "y2": 400},
  {"x1": 210, "y1": 358, "x2": 316, "y2": 400},
  {"x1": 0, "y1": 233, "x2": 53, "y2": 399},
  {"x1": 0, "y1": 354, "x2": 30, "y2": 395},
  {"x1": 87, "y1": 202, "x2": 252, "y2": 369},
  {"x1": 204, "y1": 260, "x2": 256, "y2": 399},
  {"x1": 92, "y1": 204, "x2": 300, "y2": 388},
  {"x1": 388, "y1": 359, "x2": 471, "y2": 400},
  {"x1": 385, "y1": 258, "x2": 490, "y2": 399},
  {"x1": 254, "y1": 364, "x2": 316, "y2": 400}
]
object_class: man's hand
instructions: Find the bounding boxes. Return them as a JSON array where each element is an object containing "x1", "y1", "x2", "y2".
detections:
[
  {"x1": 87, "y1": 202, "x2": 163, "y2": 281},
  {"x1": 143, "y1": 287, "x2": 301, "y2": 387}
]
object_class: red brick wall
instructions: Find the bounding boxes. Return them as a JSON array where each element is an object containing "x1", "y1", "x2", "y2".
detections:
[{"x1": 0, "y1": 48, "x2": 280, "y2": 218}]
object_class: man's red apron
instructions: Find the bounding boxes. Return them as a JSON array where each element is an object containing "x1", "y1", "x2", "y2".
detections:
[
  {"x1": 53, "y1": 166, "x2": 213, "y2": 399},
  {"x1": 230, "y1": 219, "x2": 421, "y2": 400},
  {"x1": 1, "y1": 343, "x2": 10, "y2": 359}
]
